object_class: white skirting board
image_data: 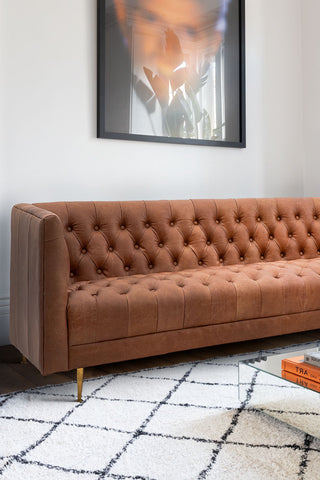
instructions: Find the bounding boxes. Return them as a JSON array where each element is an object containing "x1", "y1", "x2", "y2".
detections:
[{"x1": 0, "y1": 296, "x2": 10, "y2": 345}]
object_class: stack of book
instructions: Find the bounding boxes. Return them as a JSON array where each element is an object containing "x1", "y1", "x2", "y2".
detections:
[{"x1": 281, "y1": 351, "x2": 320, "y2": 392}]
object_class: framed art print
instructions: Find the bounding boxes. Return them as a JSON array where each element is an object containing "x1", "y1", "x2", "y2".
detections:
[{"x1": 97, "y1": 0, "x2": 246, "y2": 147}]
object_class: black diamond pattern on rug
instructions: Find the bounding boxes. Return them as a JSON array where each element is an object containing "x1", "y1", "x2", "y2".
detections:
[{"x1": 1, "y1": 344, "x2": 320, "y2": 479}]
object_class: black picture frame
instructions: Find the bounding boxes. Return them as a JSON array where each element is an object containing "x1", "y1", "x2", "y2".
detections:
[{"x1": 97, "y1": 0, "x2": 246, "y2": 148}]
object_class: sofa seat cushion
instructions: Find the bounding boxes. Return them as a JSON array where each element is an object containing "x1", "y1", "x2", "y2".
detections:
[{"x1": 67, "y1": 258, "x2": 320, "y2": 346}]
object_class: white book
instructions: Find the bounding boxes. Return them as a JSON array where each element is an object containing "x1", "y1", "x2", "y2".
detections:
[{"x1": 304, "y1": 352, "x2": 320, "y2": 367}]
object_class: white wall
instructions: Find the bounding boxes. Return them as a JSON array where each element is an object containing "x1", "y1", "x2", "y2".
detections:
[
  {"x1": 302, "y1": 0, "x2": 320, "y2": 196},
  {"x1": 0, "y1": 0, "x2": 306, "y2": 344}
]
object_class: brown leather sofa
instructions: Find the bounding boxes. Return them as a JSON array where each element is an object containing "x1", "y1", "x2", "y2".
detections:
[{"x1": 10, "y1": 198, "x2": 320, "y2": 400}]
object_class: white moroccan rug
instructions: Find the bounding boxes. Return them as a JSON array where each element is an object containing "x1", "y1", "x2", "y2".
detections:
[{"x1": 1, "y1": 344, "x2": 320, "y2": 480}]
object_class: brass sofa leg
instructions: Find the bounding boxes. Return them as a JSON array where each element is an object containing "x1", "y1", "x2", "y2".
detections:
[
  {"x1": 21, "y1": 355, "x2": 27, "y2": 364},
  {"x1": 77, "y1": 368, "x2": 84, "y2": 402}
]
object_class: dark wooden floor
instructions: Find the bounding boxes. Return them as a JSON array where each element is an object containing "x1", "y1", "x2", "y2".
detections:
[{"x1": 2, "y1": 330, "x2": 320, "y2": 395}]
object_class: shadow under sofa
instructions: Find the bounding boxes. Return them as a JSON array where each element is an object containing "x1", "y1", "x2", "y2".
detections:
[{"x1": 9, "y1": 197, "x2": 320, "y2": 401}]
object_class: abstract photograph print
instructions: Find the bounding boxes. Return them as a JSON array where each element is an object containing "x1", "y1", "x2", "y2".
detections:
[{"x1": 98, "y1": 0, "x2": 245, "y2": 147}]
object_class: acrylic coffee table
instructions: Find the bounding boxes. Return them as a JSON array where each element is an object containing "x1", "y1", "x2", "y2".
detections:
[{"x1": 238, "y1": 341, "x2": 320, "y2": 438}]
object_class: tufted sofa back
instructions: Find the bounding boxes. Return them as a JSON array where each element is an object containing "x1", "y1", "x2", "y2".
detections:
[{"x1": 35, "y1": 198, "x2": 320, "y2": 283}]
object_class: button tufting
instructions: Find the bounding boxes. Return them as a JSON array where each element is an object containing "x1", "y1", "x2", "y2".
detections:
[
  {"x1": 240, "y1": 256, "x2": 244, "y2": 261},
  {"x1": 249, "y1": 237, "x2": 253, "y2": 242},
  {"x1": 257, "y1": 217, "x2": 261, "y2": 222},
  {"x1": 288, "y1": 233, "x2": 293, "y2": 238},
  {"x1": 97, "y1": 269, "x2": 102, "y2": 274},
  {"x1": 314, "y1": 215, "x2": 318, "y2": 220},
  {"x1": 145, "y1": 223, "x2": 150, "y2": 229},
  {"x1": 269, "y1": 234, "x2": 274, "y2": 240},
  {"x1": 277, "y1": 216, "x2": 281, "y2": 221},
  {"x1": 81, "y1": 248, "x2": 87, "y2": 254},
  {"x1": 194, "y1": 220, "x2": 199, "y2": 225},
  {"x1": 148, "y1": 264, "x2": 153, "y2": 269},
  {"x1": 159, "y1": 242, "x2": 164, "y2": 248},
  {"x1": 219, "y1": 257, "x2": 224, "y2": 263},
  {"x1": 228, "y1": 238, "x2": 233, "y2": 243},
  {"x1": 170, "y1": 221, "x2": 175, "y2": 227},
  {"x1": 67, "y1": 226, "x2": 72, "y2": 232},
  {"x1": 235, "y1": 218, "x2": 240, "y2": 223},
  {"x1": 108, "y1": 246, "x2": 114, "y2": 252},
  {"x1": 280, "y1": 252, "x2": 285, "y2": 258},
  {"x1": 296, "y1": 215, "x2": 300, "y2": 220},
  {"x1": 94, "y1": 225, "x2": 100, "y2": 231},
  {"x1": 134, "y1": 244, "x2": 140, "y2": 249},
  {"x1": 215, "y1": 219, "x2": 220, "y2": 224},
  {"x1": 198, "y1": 260, "x2": 203, "y2": 265},
  {"x1": 124, "y1": 266, "x2": 130, "y2": 271},
  {"x1": 184, "y1": 241, "x2": 189, "y2": 247},
  {"x1": 70, "y1": 272, "x2": 74, "y2": 278},
  {"x1": 173, "y1": 260, "x2": 178, "y2": 266},
  {"x1": 120, "y1": 225, "x2": 126, "y2": 230},
  {"x1": 318, "y1": 250, "x2": 320, "y2": 255},
  {"x1": 260, "y1": 255, "x2": 264, "y2": 260},
  {"x1": 300, "y1": 250, "x2": 304, "y2": 256},
  {"x1": 206, "y1": 240, "x2": 211, "y2": 246},
  {"x1": 308, "y1": 232, "x2": 312, "y2": 237}
]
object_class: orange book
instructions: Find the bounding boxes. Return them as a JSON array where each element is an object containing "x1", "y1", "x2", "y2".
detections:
[
  {"x1": 281, "y1": 356, "x2": 320, "y2": 383},
  {"x1": 281, "y1": 370, "x2": 320, "y2": 393}
]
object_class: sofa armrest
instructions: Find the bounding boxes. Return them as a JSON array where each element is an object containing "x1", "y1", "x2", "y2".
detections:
[{"x1": 10, "y1": 204, "x2": 70, "y2": 375}]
